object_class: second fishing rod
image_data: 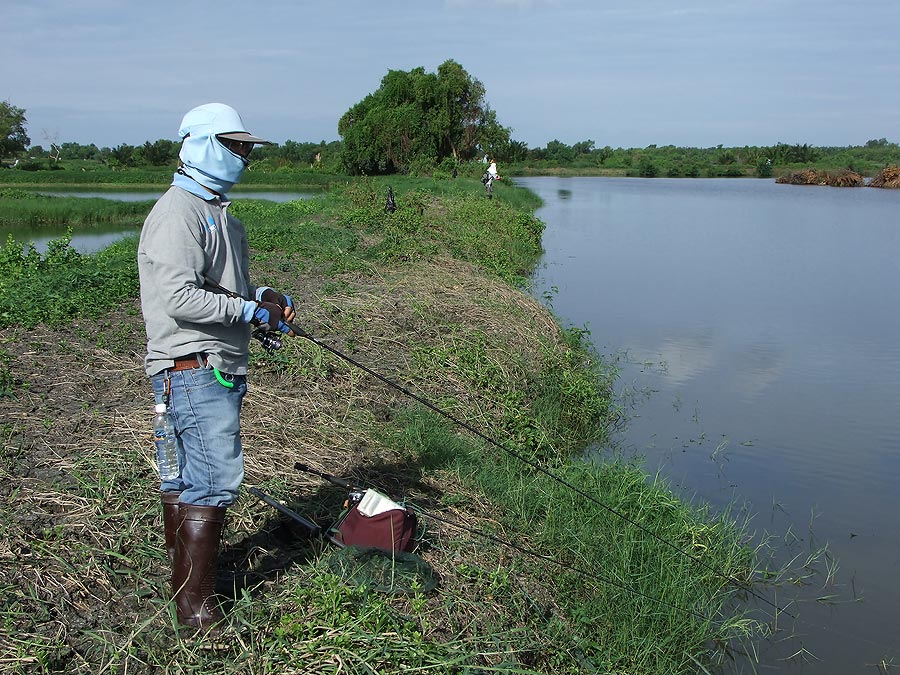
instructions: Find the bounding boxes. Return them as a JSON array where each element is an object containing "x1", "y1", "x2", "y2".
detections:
[{"x1": 215, "y1": 280, "x2": 790, "y2": 620}]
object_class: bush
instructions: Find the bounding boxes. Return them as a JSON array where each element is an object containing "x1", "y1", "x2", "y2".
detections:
[
  {"x1": 407, "y1": 156, "x2": 438, "y2": 178},
  {"x1": 16, "y1": 160, "x2": 55, "y2": 171},
  {"x1": 637, "y1": 158, "x2": 659, "y2": 177},
  {"x1": 0, "y1": 232, "x2": 139, "y2": 329},
  {"x1": 755, "y1": 157, "x2": 773, "y2": 178}
]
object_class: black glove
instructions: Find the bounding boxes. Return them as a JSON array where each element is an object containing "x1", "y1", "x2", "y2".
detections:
[
  {"x1": 253, "y1": 301, "x2": 289, "y2": 333},
  {"x1": 256, "y1": 286, "x2": 293, "y2": 310}
]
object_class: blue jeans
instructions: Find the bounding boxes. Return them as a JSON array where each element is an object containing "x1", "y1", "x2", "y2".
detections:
[{"x1": 151, "y1": 367, "x2": 247, "y2": 507}]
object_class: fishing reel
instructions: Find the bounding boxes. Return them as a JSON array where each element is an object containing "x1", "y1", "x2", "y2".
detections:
[{"x1": 252, "y1": 328, "x2": 283, "y2": 355}]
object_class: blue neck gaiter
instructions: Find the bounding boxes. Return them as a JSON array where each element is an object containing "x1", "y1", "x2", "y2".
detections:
[{"x1": 178, "y1": 134, "x2": 248, "y2": 196}]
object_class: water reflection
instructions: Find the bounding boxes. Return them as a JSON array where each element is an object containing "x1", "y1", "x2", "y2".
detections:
[
  {"x1": 653, "y1": 333, "x2": 716, "y2": 386},
  {"x1": 521, "y1": 176, "x2": 900, "y2": 674},
  {"x1": 36, "y1": 190, "x2": 315, "y2": 203},
  {"x1": 30, "y1": 230, "x2": 139, "y2": 254},
  {"x1": 38, "y1": 191, "x2": 160, "y2": 202},
  {"x1": 730, "y1": 340, "x2": 785, "y2": 400}
]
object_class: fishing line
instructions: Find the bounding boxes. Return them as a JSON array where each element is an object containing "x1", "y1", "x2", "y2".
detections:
[
  {"x1": 410, "y1": 503, "x2": 725, "y2": 627},
  {"x1": 291, "y1": 461, "x2": 724, "y2": 627},
  {"x1": 285, "y1": 322, "x2": 795, "y2": 621},
  {"x1": 206, "y1": 280, "x2": 792, "y2": 620},
  {"x1": 295, "y1": 329, "x2": 900, "y2": 664}
]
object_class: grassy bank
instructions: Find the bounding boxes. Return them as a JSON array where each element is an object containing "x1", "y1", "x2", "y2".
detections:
[
  {"x1": 0, "y1": 176, "x2": 766, "y2": 673},
  {"x1": 0, "y1": 188, "x2": 153, "y2": 229}
]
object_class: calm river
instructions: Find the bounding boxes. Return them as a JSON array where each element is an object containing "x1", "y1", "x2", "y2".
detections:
[{"x1": 520, "y1": 177, "x2": 899, "y2": 674}]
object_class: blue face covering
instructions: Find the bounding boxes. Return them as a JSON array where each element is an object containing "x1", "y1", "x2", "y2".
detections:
[
  {"x1": 175, "y1": 103, "x2": 265, "y2": 196},
  {"x1": 178, "y1": 134, "x2": 248, "y2": 195}
]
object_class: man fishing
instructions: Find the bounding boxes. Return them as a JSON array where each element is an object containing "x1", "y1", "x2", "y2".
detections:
[
  {"x1": 485, "y1": 157, "x2": 500, "y2": 198},
  {"x1": 137, "y1": 102, "x2": 296, "y2": 630}
]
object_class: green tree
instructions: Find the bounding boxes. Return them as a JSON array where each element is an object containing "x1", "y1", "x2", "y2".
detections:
[
  {"x1": 594, "y1": 146, "x2": 613, "y2": 165},
  {"x1": 755, "y1": 157, "x2": 773, "y2": 178},
  {"x1": 637, "y1": 156, "x2": 659, "y2": 177},
  {"x1": 108, "y1": 143, "x2": 136, "y2": 167},
  {"x1": 545, "y1": 140, "x2": 575, "y2": 164},
  {"x1": 572, "y1": 139, "x2": 595, "y2": 155},
  {"x1": 0, "y1": 100, "x2": 30, "y2": 157},
  {"x1": 133, "y1": 139, "x2": 180, "y2": 166},
  {"x1": 57, "y1": 141, "x2": 104, "y2": 161},
  {"x1": 338, "y1": 60, "x2": 510, "y2": 175},
  {"x1": 505, "y1": 139, "x2": 529, "y2": 162}
]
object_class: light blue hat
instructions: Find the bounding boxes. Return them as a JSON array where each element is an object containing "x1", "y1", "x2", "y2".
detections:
[
  {"x1": 178, "y1": 103, "x2": 272, "y2": 145},
  {"x1": 177, "y1": 103, "x2": 271, "y2": 194}
]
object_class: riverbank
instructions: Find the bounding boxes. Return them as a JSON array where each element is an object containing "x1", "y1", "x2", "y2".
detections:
[{"x1": 0, "y1": 178, "x2": 765, "y2": 673}]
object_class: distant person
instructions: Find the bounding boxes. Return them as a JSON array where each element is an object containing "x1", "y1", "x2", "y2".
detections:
[
  {"x1": 485, "y1": 158, "x2": 500, "y2": 198},
  {"x1": 488, "y1": 158, "x2": 499, "y2": 180},
  {"x1": 137, "y1": 103, "x2": 297, "y2": 631}
]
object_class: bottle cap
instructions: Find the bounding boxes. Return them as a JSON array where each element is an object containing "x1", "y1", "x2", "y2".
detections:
[{"x1": 155, "y1": 403, "x2": 167, "y2": 413}]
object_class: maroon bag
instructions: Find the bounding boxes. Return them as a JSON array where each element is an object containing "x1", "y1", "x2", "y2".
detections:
[{"x1": 330, "y1": 489, "x2": 418, "y2": 553}]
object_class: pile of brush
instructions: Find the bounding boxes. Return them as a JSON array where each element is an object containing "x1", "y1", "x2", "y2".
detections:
[
  {"x1": 825, "y1": 170, "x2": 865, "y2": 187},
  {"x1": 868, "y1": 166, "x2": 900, "y2": 188},
  {"x1": 776, "y1": 169, "x2": 824, "y2": 185},
  {"x1": 776, "y1": 169, "x2": 865, "y2": 187}
]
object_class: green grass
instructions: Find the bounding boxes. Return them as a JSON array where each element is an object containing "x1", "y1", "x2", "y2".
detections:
[
  {"x1": 0, "y1": 160, "x2": 344, "y2": 190},
  {"x1": 379, "y1": 405, "x2": 761, "y2": 673},
  {"x1": 0, "y1": 177, "x2": 771, "y2": 673},
  {"x1": 0, "y1": 180, "x2": 542, "y2": 329},
  {"x1": 0, "y1": 189, "x2": 152, "y2": 228},
  {"x1": 0, "y1": 231, "x2": 140, "y2": 329}
]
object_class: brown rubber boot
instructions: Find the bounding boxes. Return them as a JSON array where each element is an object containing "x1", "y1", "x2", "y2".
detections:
[
  {"x1": 161, "y1": 491, "x2": 182, "y2": 563},
  {"x1": 173, "y1": 503, "x2": 227, "y2": 630}
]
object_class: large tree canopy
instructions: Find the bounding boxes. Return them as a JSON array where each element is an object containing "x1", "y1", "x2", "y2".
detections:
[
  {"x1": 338, "y1": 60, "x2": 510, "y2": 175},
  {"x1": 0, "y1": 100, "x2": 30, "y2": 157}
]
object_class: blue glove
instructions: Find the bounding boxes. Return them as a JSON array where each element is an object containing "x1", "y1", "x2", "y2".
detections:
[
  {"x1": 256, "y1": 286, "x2": 293, "y2": 310},
  {"x1": 253, "y1": 301, "x2": 291, "y2": 334}
]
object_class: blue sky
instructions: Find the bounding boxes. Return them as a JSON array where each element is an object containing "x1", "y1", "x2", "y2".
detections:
[{"x1": 3, "y1": 0, "x2": 898, "y2": 150}]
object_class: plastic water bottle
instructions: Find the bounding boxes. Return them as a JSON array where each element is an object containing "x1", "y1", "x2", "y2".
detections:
[{"x1": 153, "y1": 403, "x2": 179, "y2": 481}]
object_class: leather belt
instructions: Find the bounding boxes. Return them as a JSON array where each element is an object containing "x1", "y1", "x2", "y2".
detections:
[{"x1": 168, "y1": 354, "x2": 207, "y2": 372}]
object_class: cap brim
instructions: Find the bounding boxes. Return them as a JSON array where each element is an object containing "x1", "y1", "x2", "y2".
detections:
[{"x1": 216, "y1": 131, "x2": 273, "y2": 145}]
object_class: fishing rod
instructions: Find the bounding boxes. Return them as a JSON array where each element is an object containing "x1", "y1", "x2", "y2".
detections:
[
  {"x1": 248, "y1": 486, "x2": 321, "y2": 536},
  {"x1": 207, "y1": 280, "x2": 792, "y2": 619},
  {"x1": 281, "y1": 320, "x2": 792, "y2": 619},
  {"x1": 221, "y1": 284, "x2": 900, "y2": 658},
  {"x1": 293, "y1": 461, "x2": 897, "y2": 657}
]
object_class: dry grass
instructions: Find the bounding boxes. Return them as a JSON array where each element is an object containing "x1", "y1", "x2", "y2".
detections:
[
  {"x1": 0, "y1": 253, "x2": 580, "y2": 672},
  {"x1": 868, "y1": 165, "x2": 900, "y2": 188},
  {"x1": 776, "y1": 169, "x2": 865, "y2": 187}
]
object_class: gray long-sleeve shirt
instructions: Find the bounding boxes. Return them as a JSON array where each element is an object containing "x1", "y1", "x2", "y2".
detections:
[{"x1": 137, "y1": 184, "x2": 257, "y2": 376}]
